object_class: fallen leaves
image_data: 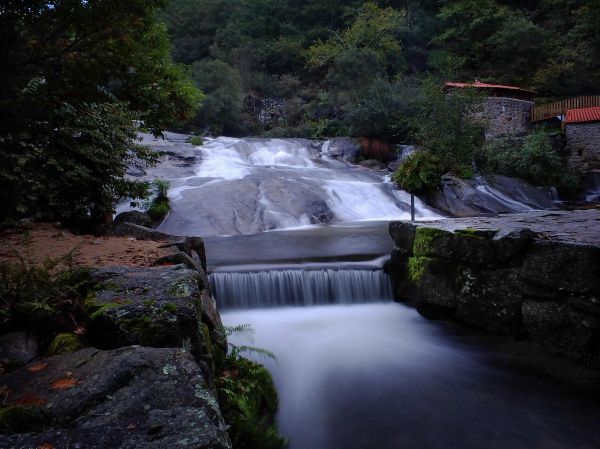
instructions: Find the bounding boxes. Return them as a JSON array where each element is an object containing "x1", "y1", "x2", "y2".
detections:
[
  {"x1": 27, "y1": 363, "x2": 49, "y2": 373},
  {"x1": 37, "y1": 443, "x2": 54, "y2": 449},
  {"x1": 50, "y1": 377, "x2": 78, "y2": 390},
  {"x1": 15, "y1": 393, "x2": 46, "y2": 406}
]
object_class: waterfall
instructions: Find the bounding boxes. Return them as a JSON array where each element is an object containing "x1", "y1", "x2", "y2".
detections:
[{"x1": 209, "y1": 268, "x2": 393, "y2": 309}]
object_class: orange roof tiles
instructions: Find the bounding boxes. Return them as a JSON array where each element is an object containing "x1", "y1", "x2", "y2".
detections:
[
  {"x1": 445, "y1": 81, "x2": 536, "y2": 94},
  {"x1": 565, "y1": 107, "x2": 600, "y2": 124}
]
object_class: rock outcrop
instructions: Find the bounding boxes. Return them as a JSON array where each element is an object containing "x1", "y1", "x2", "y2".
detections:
[
  {"x1": 388, "y1": 210, "x2": 600, "y2": 360},
  {"x1": 0, "y1": 346, "x2": 231, "y2": 449}
]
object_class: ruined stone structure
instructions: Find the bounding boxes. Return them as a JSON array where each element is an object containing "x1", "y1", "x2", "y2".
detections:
[
  {"x1": 445, "y1": 81, "x2": 535, "y2": 139},
  {"x1": 565, "y1": 107, "x2": 600, "y2": 172},
  {"x1": 480, "y1": 97, "x2": 534, "y2": 139}
]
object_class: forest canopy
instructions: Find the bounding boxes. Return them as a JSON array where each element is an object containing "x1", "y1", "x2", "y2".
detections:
[{"x1": 164, "y1": 0, "x2": 600, "y2": 137}]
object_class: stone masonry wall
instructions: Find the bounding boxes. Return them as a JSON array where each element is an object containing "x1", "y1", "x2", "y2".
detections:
[
  {"x1": 475, "y1": 97, "x2": 534, "y2": 139},
  {"x1": 567, "y1": 122, "x2": 600, "y2": 172},
  {"x1": 388, "y1": 221, "x2": 600, "y2": 361}
]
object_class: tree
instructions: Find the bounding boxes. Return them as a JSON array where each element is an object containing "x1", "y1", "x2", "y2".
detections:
[
  {"x1": 190, "y1": 59, "x2": 244, "y2": 135},
  {"x1": 410, "y1": 78, "x2": 485, "y2": 173},
  {"x1": 0, "y1": 0, "x2": 201, "y2": 226}
]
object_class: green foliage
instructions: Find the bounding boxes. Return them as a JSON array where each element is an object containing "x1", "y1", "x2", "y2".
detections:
[
  {"x1": 393, "y1": 151, "x2": 444, "y2": 194},
  {"x1": 216, "y1": 324, "x2": 285, "y2": 449},
  {"x1": 480, "y1": 129, "x2": 580, "y2": 194},
  {"x1": 0, "y1": 242, "x2": 92, "y2": 347},
  {"x1": 410, "y1": 77, "x2": 486, "y2": 170},
  {"x1": 0, "y1": 0, "x2": 201, "y2": 225},
  {"x1": 47, "y1": 333, "x2": 83, "y2": 355},
  {"x1": 189, "y1": 59, "x2": 244, "y2": 135},
  {"x1": 145, "y1": 179, "x2": 171, "y2": 221},
  {"x1": 189, "y1": 136, "x2": 204, "y2": 146}
]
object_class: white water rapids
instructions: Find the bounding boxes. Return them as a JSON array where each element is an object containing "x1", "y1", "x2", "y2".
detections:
[{"x1": 143, "y1": 136, "x2": 440, "y2": 236}]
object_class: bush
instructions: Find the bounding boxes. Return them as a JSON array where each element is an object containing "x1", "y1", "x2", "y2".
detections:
[
  {"x1": 145, "y1": 179, "x2": 171, "y2": 221},
  {"x1": 480, "y1": 130, "x2": 580, "y2": 194},
  {"x1": 393, "y1": 151, "x2": 445, "y2": 194},
  {"x1": 0, "y1": 245, "x2": 92, "y2": 349},
  {"x1": 189, "y1": 135, "x2": 203, "y2": 146}
]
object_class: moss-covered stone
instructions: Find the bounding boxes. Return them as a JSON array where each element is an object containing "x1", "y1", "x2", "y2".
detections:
[
  {"x1": 407, "y1": 256, "x2": 434, "y2": 285},
  {"x1": 413, "y1": 227, "x2": 448, "y2": 257},
  {"x1": 163, "y1": 302, "x2": 178, "y2": 313},
  {"x1": 0, "y1": 405, "x2": 47, "y2": 433},
  {"x1": 88, "y1": 300, "x2": 132, "y2": 320},
  {"x1": 47, "y1": 333, "x2": 83, "y2": 355},
  {"x1": 122, "y1": 316, "x2": 162, "y2": 344}
]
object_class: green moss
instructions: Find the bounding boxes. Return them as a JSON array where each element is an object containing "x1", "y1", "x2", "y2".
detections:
[
  {"x1": 122, "y1": 315, "x2": 161, "y2": 343},
  {"x1": 163, "y1": 302, "x2": 178, "y2": 313},
  {"x1": 88, "y1": 300, "x2": 132, "y2": 320},
  {"x1": 454, "y1": 228, "x2": 498, "y2": 239},
  {"x1": 169, "y1": 282, "x2": 192, "y2": 297},
  {"x1": 0, "y1": 406, "x2": 47, "y2": 433},
  {"x1": 408, "y1": 256, "x2": 434, "y2": 285},
  {"x1": 47, "y1": 333, "x2": 82, "y2": 355},
  {"x1": 144, "y1": 298, "x2": 157, "y2": 307},
  {"x1": 199, "y1": 322, "x2": 213, "y2": 356},
  {"x1": 413, "y1": 227, "x2": 447, "y2": 256}
]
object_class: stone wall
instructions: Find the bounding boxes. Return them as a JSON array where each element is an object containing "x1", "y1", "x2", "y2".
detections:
[
  {"x1": 388, "y1": 221, "x2": 600, "y2": 360},
  {"x1": 567, "y1": 122, "x2": 600, "y2": 172},
  {"x1": 476, "y1": 97, "x2": 534, "y2": 139}
]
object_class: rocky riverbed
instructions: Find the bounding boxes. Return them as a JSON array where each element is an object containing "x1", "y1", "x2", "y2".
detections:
[{"x1": 388, "y1": 208, "x2": 600, "y2": 363}]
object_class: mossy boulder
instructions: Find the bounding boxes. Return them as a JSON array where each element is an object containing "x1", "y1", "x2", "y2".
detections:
[
  {"x1": 85, "y1": 265, "x2": 220, "y2": 380},
  {"x1": 0, "y1": 347, "x2": 232, "y2": 448}
]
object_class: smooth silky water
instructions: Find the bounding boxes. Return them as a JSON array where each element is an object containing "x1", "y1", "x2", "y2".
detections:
[
  {"x1": 221, "y1": 297, "x2": 600, "y2": 449},
  {"x1": 135, "y1": 136, "x2": 599, "y2": 448}
]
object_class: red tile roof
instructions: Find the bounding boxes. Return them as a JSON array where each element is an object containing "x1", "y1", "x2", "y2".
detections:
[
  {"x1": 445, "y1": 81, "x2": 536, "y2": 94},
  {"x1": 565, "y1": 107, "x2": 600, "y2": 124}
]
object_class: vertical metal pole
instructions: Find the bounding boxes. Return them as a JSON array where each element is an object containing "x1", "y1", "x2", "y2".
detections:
[{"x1": 411, "y1": 194, "x2": 415, "y2": 222}]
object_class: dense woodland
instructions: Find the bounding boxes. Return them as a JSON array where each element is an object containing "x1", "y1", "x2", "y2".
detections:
[
  {"x1": 0, "y1": 0, "x2": 598, "y2": 224},
  {"x1": 164, "y1": 0, "x2": 600, "y2": 137}
]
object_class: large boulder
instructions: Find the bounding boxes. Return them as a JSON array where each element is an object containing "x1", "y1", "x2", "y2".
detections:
[
  {"x1": 323, "y1": 138, "x2": 361, "y2": 161},
  {"x1": 0, "y1": 332, "x2": 38, "y2": 370},
  {"x1": 85, "y1": 266, "x2": 220, "y2": 380},
  {"x1": 0, "y1": 346, "x2": 231, "y2": 449},
  {"x1": 113, "y1": 211, "x2": 152, "y2": 228}
]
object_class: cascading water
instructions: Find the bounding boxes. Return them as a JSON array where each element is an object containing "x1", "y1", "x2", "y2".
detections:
[
  {"x1": 138, "y1": 135, "x2": 440, "y2": 237},
  {"x1": 210, "y1": 268, "x2": 392, "y2": 309}
]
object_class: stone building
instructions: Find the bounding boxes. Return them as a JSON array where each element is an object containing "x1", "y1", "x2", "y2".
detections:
[
  {"x1": 565, "y1": 106, "x2": 600, "y2": 172},
  {"x1": 445, "y1": 81, "x2": 536, "y2": 139}
]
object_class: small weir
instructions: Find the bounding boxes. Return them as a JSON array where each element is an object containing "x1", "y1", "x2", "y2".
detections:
[{"x1": 210, "y1": 268, "x2": 393, "y2": 309}]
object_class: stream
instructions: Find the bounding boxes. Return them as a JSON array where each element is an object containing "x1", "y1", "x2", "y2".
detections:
[{"x1": 137, "y1": 134, "x2": 599, "y2": 449}]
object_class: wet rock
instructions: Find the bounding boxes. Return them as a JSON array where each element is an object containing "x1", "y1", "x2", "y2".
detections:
[
  {"x1": 85, "y1": 266, "x2": 216, "y2": 378},
  {"x1": 456, "y1": 267, "x2": 523, "y2": 334},
  {"x1": 324, "y1": 138, "x2": 361, "y2": 161},
  {"x1": 522, "y1": 301, "x2": 600, "y2": 355},
  {"x1": 113, "y1": 210, "x2": 152, "y2": 228},
  {"x1": 387, "y1": 159, "x2": 403, "y2": 172},
  {"x1": 0, "y1": 332, "x2": 38, "y2": 369},
  {"x1": 358, "y1": 159, "x2": 386, "y2": 170},
  {"x1": 521, "y1": 241, "x2": 600, "y2": 296},
  {"x1": 0, "y1": 346, "x2": 231, "y2": 449},
  {"x1": 426, "y1": 175, "x2": 557, "y2": 217}
]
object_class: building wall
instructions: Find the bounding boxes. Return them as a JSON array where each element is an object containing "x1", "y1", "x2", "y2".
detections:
[
  {"x1": 478, "y1": 97, "x2": 534, "y2": 139},
  {"x1": 567, "y1": 122, "x2": 600, "y2": 172}
]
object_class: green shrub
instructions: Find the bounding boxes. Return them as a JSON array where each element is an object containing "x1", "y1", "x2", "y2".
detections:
[
  {"x1": 393, "y1": 151, "x2": 445, "y2": 194},
  {"x1": 145, "y1": 179, "x2": 171, "y2": 221},
  {"x1": 480, "y1": 130, "x2": 580, "y2": 195},
  {"x1": 189, "y1": 135, "x2": 203, "y2": 146},
  {"x1": 0, "y1": 245, "x2": 93, "y2": 349}
]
